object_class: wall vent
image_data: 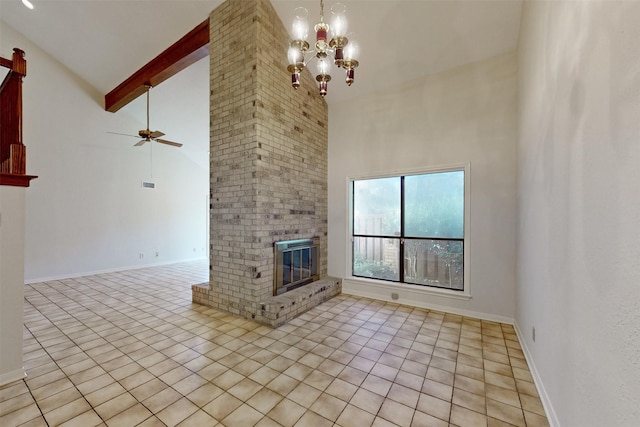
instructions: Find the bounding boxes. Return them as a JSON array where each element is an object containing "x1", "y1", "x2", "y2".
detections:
[{"x1": 141, "y1": 181, "x2": 156, "y2": 189}]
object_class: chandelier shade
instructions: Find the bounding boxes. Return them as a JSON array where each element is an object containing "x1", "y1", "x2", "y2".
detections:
[
  {"x1": 287, "y1": 0, "x2": 360, "y2": 96},
  {"x1": 292, "y1": 7, "x2": 310, "y2": 40}
]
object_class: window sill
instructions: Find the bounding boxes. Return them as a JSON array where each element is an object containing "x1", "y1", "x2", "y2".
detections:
[{"x1": 343, "y1": 276, "x2": 472, "y2": 302}]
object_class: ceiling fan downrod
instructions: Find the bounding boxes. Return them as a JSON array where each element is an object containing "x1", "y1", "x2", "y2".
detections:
[{"x1": 145, "y1": 84, "x2": 151, "y2": 137}]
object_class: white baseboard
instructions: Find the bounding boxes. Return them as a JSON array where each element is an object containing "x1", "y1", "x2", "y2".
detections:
[
  {"x1": 514, "y1": 321, "x2": 561, "y2": 427},
  {"x1": 25, "y1": 257, "x2": 207, "y2": 284},
  {"x1": 0, "y1": 368, "x2": 26, "y2": 387},
  {"x1": 342, "y1": 277, "x2": 514, "y2": 325}
]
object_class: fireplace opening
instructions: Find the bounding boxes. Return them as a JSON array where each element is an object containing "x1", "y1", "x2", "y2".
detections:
[{"x1": 274, "y1": 239, "x2": 319, "y2": 295}]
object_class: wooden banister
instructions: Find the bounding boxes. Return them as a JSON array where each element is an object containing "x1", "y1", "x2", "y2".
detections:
[
  {"x1": 1, "y1": 48, "x2": 37, "y2": 187},
  {"x1": 0, "y1": 57, "x2": 13, "y2": 69}
]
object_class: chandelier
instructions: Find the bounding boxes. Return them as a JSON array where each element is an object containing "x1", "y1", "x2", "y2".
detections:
[{"x1": 286, "y1": 0, "x2": 359, "y2": 97}]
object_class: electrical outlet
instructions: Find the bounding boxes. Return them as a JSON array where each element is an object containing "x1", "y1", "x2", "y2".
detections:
[
  {"x1": 139, "y1": 253, "x2": 144, "y2": 259},
  {"x1": 155, "y1": 252, "x2": 159, "y2": 257},
  {"x1": 391, "y1": 292, "x2": 399, "y2": 300},
  {"x1": 532, "y1": 326, "x2": 536, "y2": 342}
]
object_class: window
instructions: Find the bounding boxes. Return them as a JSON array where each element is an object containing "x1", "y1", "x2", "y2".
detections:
[{"x1": 351, "y1": 169, "x2": 466, "y2": 291}]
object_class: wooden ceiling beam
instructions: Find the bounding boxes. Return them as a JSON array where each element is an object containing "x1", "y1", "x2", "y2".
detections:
[{"x1": 105, "y1": 19, "x2": 209, "y2": 113}]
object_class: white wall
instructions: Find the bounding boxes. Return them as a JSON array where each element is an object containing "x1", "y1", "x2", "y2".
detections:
[
  {"x1": 0, "y1": 186, "x2": 27, "y2": 386},
  {"x1": 517, "y1": 1, "x2": 640, "y2": 426},
  {"x1": 1, "y1": 23, "x2": 209, "y2": 282},
  {"x1": 328, "y1": 52, "x2": 518, "y2": 322}
]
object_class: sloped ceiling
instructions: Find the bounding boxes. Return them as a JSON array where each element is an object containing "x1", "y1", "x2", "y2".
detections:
[{"x1": 0, "y1": 0, "x2": 522, "y2": 158}]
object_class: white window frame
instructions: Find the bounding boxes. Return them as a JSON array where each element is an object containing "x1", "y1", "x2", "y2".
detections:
[{"x1": 346, "y1": 163, "x2": 472, "y2": 300}]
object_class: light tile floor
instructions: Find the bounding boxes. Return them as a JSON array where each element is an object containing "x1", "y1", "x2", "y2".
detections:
[{"x1": 0, "y1": 261, "x2": 549, "y2": 427}]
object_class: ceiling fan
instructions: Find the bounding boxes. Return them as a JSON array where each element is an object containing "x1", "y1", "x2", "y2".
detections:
[{"x1": 109, "y1": 84, "x2": 183, "y2": 148}]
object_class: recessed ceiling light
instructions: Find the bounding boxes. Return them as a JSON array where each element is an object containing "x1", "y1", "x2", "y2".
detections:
[{"x1": 21, "y1": 0, "x2": 34, "y2": 10}]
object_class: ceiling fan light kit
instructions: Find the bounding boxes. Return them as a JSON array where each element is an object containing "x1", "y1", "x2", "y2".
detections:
[{"x1": 287, "y1": 0, "x2": 359, "y2": 97}]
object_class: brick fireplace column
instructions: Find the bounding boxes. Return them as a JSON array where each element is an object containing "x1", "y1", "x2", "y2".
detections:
[{"x1": 193, "y1": 0, "x2": 336, "y2": 325}]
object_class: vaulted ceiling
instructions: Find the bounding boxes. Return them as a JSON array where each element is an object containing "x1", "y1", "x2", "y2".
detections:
[{"x1": 1, "y1": 0, "x2": 522, "y2": 159}]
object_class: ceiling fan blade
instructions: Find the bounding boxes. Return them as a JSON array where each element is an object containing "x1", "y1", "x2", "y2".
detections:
[
  {"x1": 149, "y1": 130, "x2": 165, "y2": 138},
  {"x1": 155, "y1": 138, "x2": 183, "y2": 148},
  {"x1": 134, "y1": 139, "x2": 147, "y2": 147},
  {"x1": 107, "y1": 131, "x2": 140, "y2": 139}
]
